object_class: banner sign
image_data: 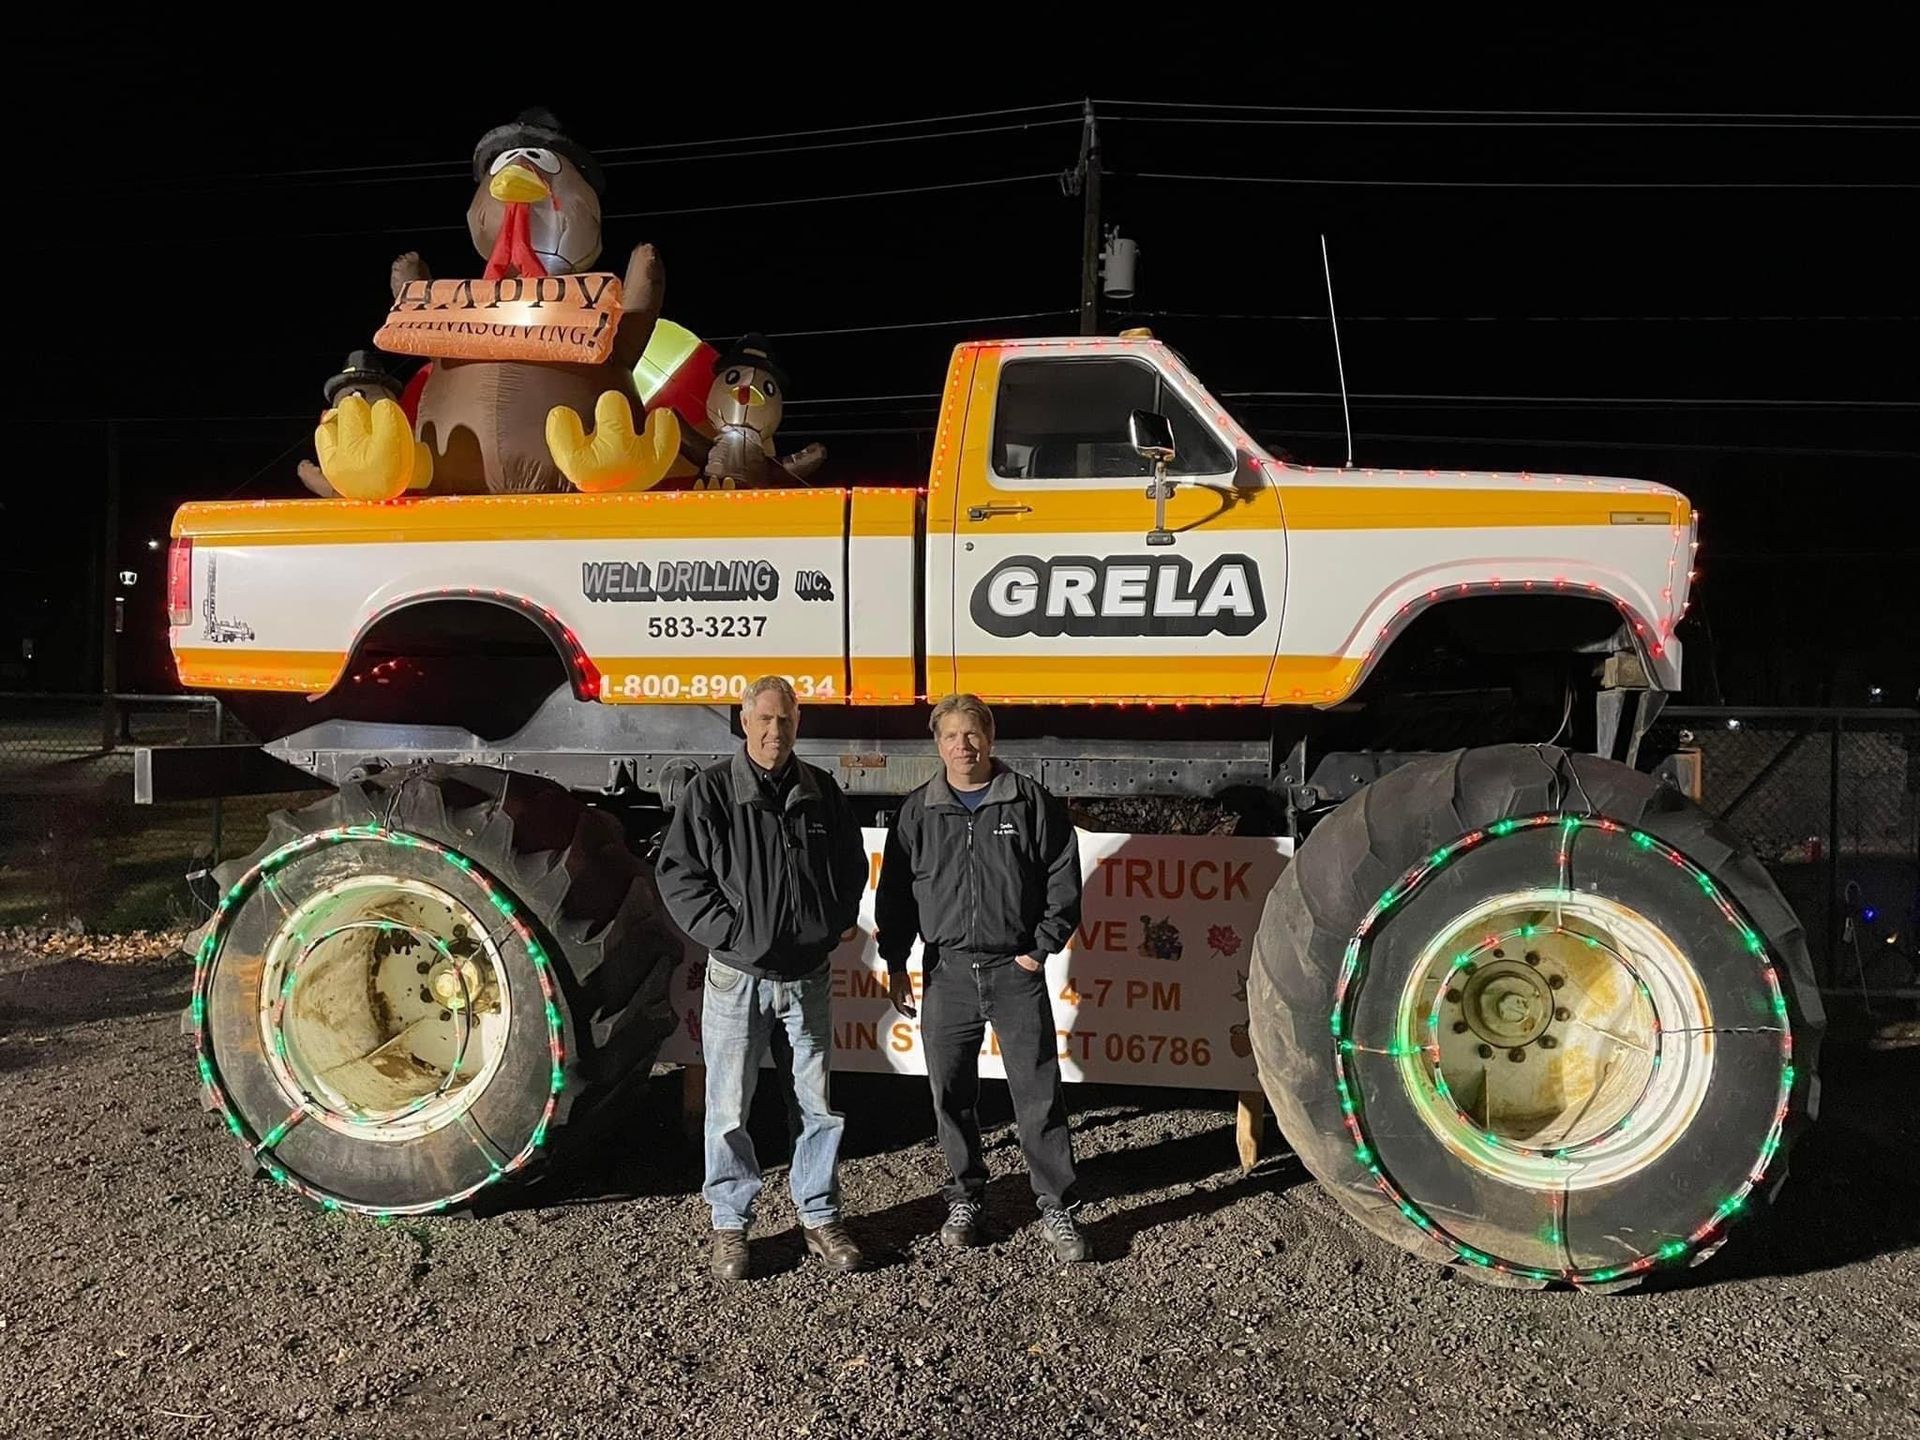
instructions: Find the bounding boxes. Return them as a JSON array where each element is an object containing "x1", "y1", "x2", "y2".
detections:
[
  {"x1": 657, "y1": 828, "x2": 1292, "y2": 1089},
  {"x1": 376, "y1": 274, "x2": 623, "y2": 364}
]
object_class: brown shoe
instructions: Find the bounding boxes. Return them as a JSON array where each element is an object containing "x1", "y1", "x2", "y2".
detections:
[
  {"x1": 803, "y1": 1221, "x2": 865, "y2": 1273},
  {"x1": 711, "y1": 1228, "x2": 750, "y2": 1281}
]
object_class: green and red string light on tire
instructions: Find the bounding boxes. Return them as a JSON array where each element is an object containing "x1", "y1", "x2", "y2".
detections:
[
  {"x1": 188, "y1": 824, "x2": 566, "y2": 1218},
  {"x1": 1329, "y1": 812, "x2": 1795, "y2": 1287}
]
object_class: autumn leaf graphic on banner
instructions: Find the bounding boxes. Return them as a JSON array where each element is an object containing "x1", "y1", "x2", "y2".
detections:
[
  {"x1": 1138, "y1": 915, "x2": 1184, "y2": 961},
  {"x1": 1207, "y1": 924, "x2": 1242, "y2": 959},
  {"x1": 1229, "y1": 1022, "x2": 1253, "y2": 1058}
]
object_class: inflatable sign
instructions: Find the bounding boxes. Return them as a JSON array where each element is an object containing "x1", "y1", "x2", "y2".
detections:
[{"x1": 377, "y1": 274, "x2": 625, "y2": 366}]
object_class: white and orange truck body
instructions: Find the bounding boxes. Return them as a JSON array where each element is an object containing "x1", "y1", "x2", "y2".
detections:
[{"x1": 167, "y1": 336, "x2": 1694, "y2": 710}]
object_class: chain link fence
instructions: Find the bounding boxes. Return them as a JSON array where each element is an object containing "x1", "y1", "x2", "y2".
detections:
[
  {"x1": 1648, "y1": 708, "x2": 1920, "y2": 994},
  {"x1": 0, "y1": 694, "x2": 310, "y2": 931}
]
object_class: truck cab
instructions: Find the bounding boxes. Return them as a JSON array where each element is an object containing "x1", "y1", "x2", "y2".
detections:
[{"x1": 930, "y1": 334, "x2": 1687, "y2": 707}]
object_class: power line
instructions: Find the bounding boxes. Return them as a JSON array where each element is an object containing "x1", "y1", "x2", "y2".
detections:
[
  {"x1": 1101, "y1": 110, "x2": 1920, "y2": 133},
  {"x1": 1263, "y1": 427, "x2": 1920, "y2": 462},
  {"x1": 195, "y1": 116, "x2": 1083, "y2": 193},
  {"x1": 1225, "y1": 391, "x2": 1918, "y2": 409},
  {"x1": 166, "y1": 102, "x2": 1085, "y2": 188},
  {"x1": 708, "y1": 310, "x2": 1076, "y2": 343},
  {"x1": 1130, "y1": 170, "x2": 1920, "y2": 191},
  {"x1": 602, "y1": 118, "x2": 1080, "y2": 170},
  {"x1": 221, "y1": 434, "x2": 312, "y2": 500},
  {"x1": 1097, "y1": 98, "x2": 1920, "y2": 125},
  {"x1": 77, "y1": 96, "x2": 1920, "y2": 206},
  {"x1": 22, "y1": 413, "x2": 1916, "y2": 467},
  {"x1": 592, "y1": 102, "x2": 1084, "y2": 157},
  {"x1": 1125, "y1": 309, "x2": 1919, "y2": 324},
  {"x1": 277, "y1": 171, "x2": 1059, "y2": 241},
  {"x1": 785, "y1": 393, "x2": 944, "y2": 408},
  {"x1": 611, "y1": 172, "x2": 1058, "y2": 221},
  {"x1": 729, "y1": 388, "x2": 1920, "y2": 412}
]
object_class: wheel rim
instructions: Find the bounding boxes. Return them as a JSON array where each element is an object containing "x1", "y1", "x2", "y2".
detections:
[
  {"x1": 259, "y1": 875, "x2": 513, "y2": 1141},
  {"x1": 1392, "y1": 888, "x2": 1713, "y2": 1192}
]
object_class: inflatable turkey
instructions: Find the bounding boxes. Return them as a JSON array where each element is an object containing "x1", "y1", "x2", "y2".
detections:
[
  {"x1": 313, "y1": 108, "x2": 680, "y2": 499},
  {"x1": 698, "y1": 333, "x2": 827, "y2": 490},
  {"x1": 297, "y1": 351, "x2": 432, "y2": 498}
]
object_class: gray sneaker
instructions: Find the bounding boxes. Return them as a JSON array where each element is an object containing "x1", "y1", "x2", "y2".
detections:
[
  {"x1": 940, "y1": 1199, "x2": 985, "y2": 1248},
  {"x1": 1040, "y1": 1207, "x2": 1089, "y2": 1264}
]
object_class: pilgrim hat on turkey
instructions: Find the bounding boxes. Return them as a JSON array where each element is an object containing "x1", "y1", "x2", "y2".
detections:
[
  {"x1": 472, "y1": 108, "x2": 606, "y2": 199},
  {"x1": 322, "y1": 350, "x2": 401, "y2": 406},
  {"x1": 713, "y1": 333, "x2": 792, "y2": 393}
]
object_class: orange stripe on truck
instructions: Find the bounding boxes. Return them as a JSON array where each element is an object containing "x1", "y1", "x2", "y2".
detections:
[
  {"x1": 171, "y1": 489, "x2": 919, "y2": 547},
  {"x1": 174, "y1": 648, "x2": 346, "y2": 691},
  {"x1": 1275, "y1": 485, "x2": 1683, "y2": 531},
  {"x1": 953, "y1": 653, "x2": 1366, "y2": 703}
]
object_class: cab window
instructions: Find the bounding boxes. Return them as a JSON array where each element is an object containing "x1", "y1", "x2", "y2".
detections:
[{"x1": 991, "y1": 358, "x2": 1233, "y2": 481}]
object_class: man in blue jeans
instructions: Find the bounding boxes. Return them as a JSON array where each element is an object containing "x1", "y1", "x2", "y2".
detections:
[{"x1": 657, "y1": 675, "x2": 868, "y2": 1280}]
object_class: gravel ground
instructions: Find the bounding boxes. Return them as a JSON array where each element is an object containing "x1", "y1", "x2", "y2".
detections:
[{"x1": 2, "y1": 935, "x2": 1918, "y2": 1439}]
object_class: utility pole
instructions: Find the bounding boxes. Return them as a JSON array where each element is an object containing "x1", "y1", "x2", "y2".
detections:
[
  {"x1": 100, "y1": 421, "x2": 121, "y2": 749},
  {"x1": 1076, "y1": 99, "x2": 1102, "y2": 336},
  {"x1": 103, "y1": 422, "x2": 121, "y2": 692}
]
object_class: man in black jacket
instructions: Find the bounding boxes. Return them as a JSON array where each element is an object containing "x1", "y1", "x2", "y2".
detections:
[
  {"x1": 657, "y1": 675, "x2": 868, "y2": 1281},
  {"x1": 876, "y1": 693, "x2": 1089, "y2": 1263}
]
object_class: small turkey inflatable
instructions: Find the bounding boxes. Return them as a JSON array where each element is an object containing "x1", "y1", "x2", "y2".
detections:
[
  {"x1": 699, "y1": 333, "x2": 826, "y2": 490},
  {"x1": 297, "y1": 351, "x2": 429, "y2": 497},
  {"x1": 632, "y1": 328, "x2": 829, "y2": 492}
]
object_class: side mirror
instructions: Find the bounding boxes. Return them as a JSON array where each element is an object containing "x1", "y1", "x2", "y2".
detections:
[
  {"x1": 1130, "y1": 410, "x2": 1178, "y2": 546},
  {"x1": 1128, "y1": 410, "x2": 1176, "y2": 464}
]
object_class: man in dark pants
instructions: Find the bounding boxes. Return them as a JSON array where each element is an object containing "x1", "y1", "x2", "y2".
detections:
[
  {"x1": 657, "y1": 675, "x2": 869, "y2": 1281},
  {"x1": 875, "y1": 693, "x2": 1089, "y2": 1263}
]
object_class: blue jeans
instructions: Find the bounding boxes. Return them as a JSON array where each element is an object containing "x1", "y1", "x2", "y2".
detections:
[{"x1": 701, "y1": 961, "x2": 844, "y2": 1231}]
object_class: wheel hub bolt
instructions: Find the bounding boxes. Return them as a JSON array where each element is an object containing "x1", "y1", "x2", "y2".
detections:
[
  {"x1": 1547, "y1": 975, "x2": 1565, "y2": 990},
  {"x1": 1507, "y1": 1047, "x2": 1527, "y2": 1063},
  {"x1": 1554, "y1": 1006, "x2": 1571, "y2": 1022},
  {"x1": 415, "y1": 960, "x2": 431, "y2": 976},
  {"x1": 1476, "y1": 1044, "x2": 1493, "y2": 1059},
  {"x1": 1538, "y1": 1036, "x2": 1558, "y2": 1049},
  {"x1": 1444, "y1": 988, "x2": 1462, "y2": 1004},
  {"x1": 1524, "y1": 951, "x2": 1541, "y2": 966},
  {"x1": 1452, "y1": 1020, "x2": 1470, "y2": 1034}
]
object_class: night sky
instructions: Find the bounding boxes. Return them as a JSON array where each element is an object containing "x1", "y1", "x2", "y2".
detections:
[{"x1": 10, "y1": 21, "x2": 1914, "y2": 702}]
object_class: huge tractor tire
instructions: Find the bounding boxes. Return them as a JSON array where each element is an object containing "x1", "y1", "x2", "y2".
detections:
[
  {"x1": 1249, "y1": 745, "x2": 1821, "y2": 1289},
  {"x1": 185, "y1": 765, "x2": 682, "y2": 1216}
]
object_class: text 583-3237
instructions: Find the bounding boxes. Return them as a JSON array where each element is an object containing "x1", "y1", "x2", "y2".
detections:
[{"x1": 645, "y1": 616, "x2": 769, "y2": 640}]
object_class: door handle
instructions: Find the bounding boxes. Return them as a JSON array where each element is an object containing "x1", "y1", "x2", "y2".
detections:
[{"x1": 967, "y1": 504, "x2": 1032, "y2": 522}]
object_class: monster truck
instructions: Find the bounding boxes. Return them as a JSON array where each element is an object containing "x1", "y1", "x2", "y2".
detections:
[{"x1": 149, "y1": 331, "x2": 1818, "y2": 1289}]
